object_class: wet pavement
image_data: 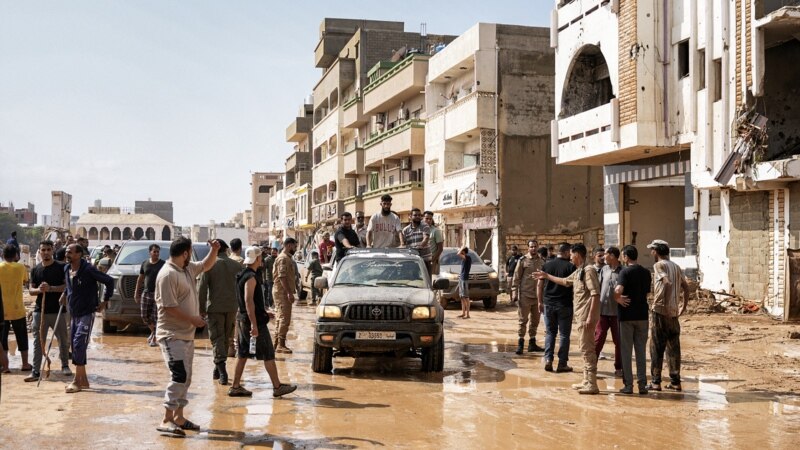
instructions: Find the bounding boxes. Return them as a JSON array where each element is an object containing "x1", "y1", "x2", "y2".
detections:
[{"x1": 0, "y1": 299, "x2": 798, "y2": 449}]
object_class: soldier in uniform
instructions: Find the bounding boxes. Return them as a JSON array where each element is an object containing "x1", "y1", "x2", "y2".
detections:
[
  {"x1": 272, "y1": 237, "x2": 298, "y2": 354},
  {"x1": 513, "y1": 241, "x2": 546, "y2": 355}
]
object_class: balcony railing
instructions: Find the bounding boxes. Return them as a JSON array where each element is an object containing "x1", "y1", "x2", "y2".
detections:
[
  {"x1": 363, "y1": 54, "x2": 427, "y2": 95},
  {"x1": 364, "y1": 119, "x2": 425, "y2": 149},
  {"x1": 555, "y1": 101, "x2": 622, "y2": 165}
]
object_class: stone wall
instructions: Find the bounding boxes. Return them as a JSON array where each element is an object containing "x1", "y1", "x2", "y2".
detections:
[
  {"x1": 618, "y1": 0, "x2": 638, "y2": 125},
  {"x1": 727, "y1": 191, "x2": 770, "y2": 301}
]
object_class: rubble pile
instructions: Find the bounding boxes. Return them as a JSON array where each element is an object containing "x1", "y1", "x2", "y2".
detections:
[{"x1": 690, "y1": 288, "x2": 761, "y2": 315}]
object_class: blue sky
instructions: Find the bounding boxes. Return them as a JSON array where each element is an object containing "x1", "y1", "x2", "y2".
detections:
[{"x1": 0, "y1": 1, "x2": 550, "y2": 226}]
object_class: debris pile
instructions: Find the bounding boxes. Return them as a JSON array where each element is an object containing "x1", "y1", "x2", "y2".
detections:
[
  {"x1": 714, "y1": 108, "x2": 769, "y2": 184},
  {"x1": 690, "y1": 288, "x2": 761, "y2": 315}
]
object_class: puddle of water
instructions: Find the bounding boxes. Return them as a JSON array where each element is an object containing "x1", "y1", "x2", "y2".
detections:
[
  {"x1": 771, "y1": 396, "x2": 800, "y2": 416},
  {"x1": 697, "y1": 374, "x2": 729, "y2": 411}
]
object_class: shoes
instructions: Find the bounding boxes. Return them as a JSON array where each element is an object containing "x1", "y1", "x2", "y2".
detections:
[
  {"x1": 275, "y1": 337, "x2": 293, "y2": 354},
  {"x1": 24, "y1": 372, "x2": 40, "y2": 383},
  {"x1": 578, "y1": 384, "x2": 600, "y2": 395},
  {"x1": 213, "y1": 367, "x2": 220, "y2": 380},
  {"x1": 638, "y1": 385, "x2": 649, "y2": 395},
  {"x1": 572, "y1": 381, "x2": 590, "y2": 390},
  {"x1": 614, "y1": 369, "x2": 624, "y2": 378},
  {"x1": 544, "y1": 361, "x2": 553, "y2": 372},
  {"x1": 227, "y1": 386, "x2": 252, "y2": 397},
  {"x1": 556, "y1": 364, "x2": 573, "y2": 373},
  {"x1": 646, "y1": 383, "x2": 662, "y2": 391},
  {"x1": 619, "y1": 386, "x2": 634, "y2": 395},
  {"x1": 216, "y1": 363, "x2": 229, "y2": 386},
  {"x1": 665, "y1": 383, "x2": 682, "y2": 392},
  {"x1": 528, "y1": 342, "x2": 545, "y2": 352},
  {"x1": 515, "y1": 338, "x2": 524, "y2": 355},
  {"x1": 61, "y1": 366, "x2": 72, "y2": 377},
  {"x1": 273, "y1": 383, "x2": 297, "y2": 398}
]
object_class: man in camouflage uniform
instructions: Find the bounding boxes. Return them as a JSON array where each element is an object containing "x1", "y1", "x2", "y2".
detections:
[
  {"x1": 513, "y1": 240, "x2": 545, "y2": 355},
  {"x1": 272, "y1": 238, "x2": 298, "y2": 354}
]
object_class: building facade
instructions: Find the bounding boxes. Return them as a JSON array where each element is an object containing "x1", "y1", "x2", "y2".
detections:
[{"x1": 76, "y1": 213, "x2": 174, "y2": 245}]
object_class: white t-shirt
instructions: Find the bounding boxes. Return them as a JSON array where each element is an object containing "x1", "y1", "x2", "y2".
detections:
[
  {"x1": 156, "y1": 260, "x2": 205, "y2": 341},
  {"x1": 367, "y1": 212, "x2": 402, "y2": 248}
]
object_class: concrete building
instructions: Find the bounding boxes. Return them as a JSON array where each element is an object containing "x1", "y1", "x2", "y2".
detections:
[
  {"x1": 268, "y1": 180, "x2": 285, "y2": 241},
  {"x1": 552, "y1": 0, "x2": 800, "y2": 319},
  {"x1": 309, "y1": 18, "x2": 454, "y2": 228},
  {"x1": 135, "y1": 200, "x2": 174, "y2": 223},
  {"x1": 51, "y1": 191, "x2": 72, "y2": 229},
  {"x1": 0, "y1": 202, "x2": 37, "y2": 226},
  {"x1": 76, "y1": 213, "x2": 174, "y2": 245},
  {"x1": 250, "y1": 172, "x2": 282, "y2": 228},
  {"x1": 285, "y1": 100, "x2": 315, "y2": 246},
  {"x1": 425, "y1": 23, "x2": 604, "y2": 270}
]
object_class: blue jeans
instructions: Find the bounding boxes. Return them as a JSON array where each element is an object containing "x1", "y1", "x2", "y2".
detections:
[{"x1": 543, "y1": 304, "x2": 573, "y2": 364}]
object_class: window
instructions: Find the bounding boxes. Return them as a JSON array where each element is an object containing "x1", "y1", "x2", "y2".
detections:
[
  {"x1": 429, "y1": 161, "x2": 438, "y2": 183},
  {"x1": 258, "y1": 185, "x2": 269, "y2": 193},
  {"x1": 698, "y1": 49, "x2": 706, "y2": 90},
  {"x1": 388, "y1": 175, "x2": 395, "y2": 186},
  {"x1": 713, "y1": 58, "x2": 722, "y2": 102},
  {"x1": 709, "y1": 191, "x2": 721, "y2": 216},
  {"x1": 369, "y1": 172, "x2": 379, "y2": 191},
  {"x1": 678, "y1": 40, "x2": 690, "y2": 79},
  {"x1": 464, "y1": 153, "x2": 480, "y2": 168}
]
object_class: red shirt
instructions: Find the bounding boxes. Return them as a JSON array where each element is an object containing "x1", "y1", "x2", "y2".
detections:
[{"x1": 318, "y1": 240, "x2": 334, "y2": 263}]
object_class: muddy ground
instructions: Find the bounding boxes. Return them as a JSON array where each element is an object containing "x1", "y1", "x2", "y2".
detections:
[{"x1": 0, "y1": 295, "x2": 798, "y2": 449}]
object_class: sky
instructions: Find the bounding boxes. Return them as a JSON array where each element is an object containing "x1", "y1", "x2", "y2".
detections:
[{"x1": 0, "y1": 1, "x2": 550, "y2": 226}]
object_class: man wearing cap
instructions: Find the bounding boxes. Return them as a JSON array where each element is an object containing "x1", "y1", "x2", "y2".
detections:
[
  {"x1": 647, "y1": 239, "x2": 690, "y2": 392},
  {"x1": 199, "y1": 239, "x2": 241, "y2": 385},
  {"x1": 228, "y1": 246, "x2": 297, "y2": 398},
  {"x1": 272, "y1": 237, "x2": 298, "y2": 353},
  {"x1": 366, "y1": 194, "x2": 402, "y2": 248},
  {"x1": 354, "y1": 211, "x2": 368, "y2": 248}
]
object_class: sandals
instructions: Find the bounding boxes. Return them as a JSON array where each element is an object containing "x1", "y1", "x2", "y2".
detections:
[
  {"x1": 176, "y1": 419, "x2": 200, "y2": 431},
  {"x1": 65, "y1": 382, "x2": 82, "y2": 393},
  {"x1": 665, "y1": 383, "x2": 683, "y2": 392},
  {"x1": 156, "y1": 422, "x2": 186, "y2": 436}
]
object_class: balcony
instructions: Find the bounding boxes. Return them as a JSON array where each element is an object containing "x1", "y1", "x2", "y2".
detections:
[
  {"x1": 286, "y1": 117, "x2": 311, "y2": 142},
  {"x1": 312, "y1": 108, "x2": 340, "y2": 149},
  {"x1": 430, "y1": 166, "x2": 496, "y2": 211},
  {"x1": 363, "y1": 54, "x2": 429, "y2": 115},
  {"x1": 313, "y1": 58, "x2": 355, "y2": 110},
  {"x1": 342, "y1": 96, "x2": 366, "y2": 128},
  {"x1": 312, "y1": 154, "x2": 340, "y2": 190},
  {"x1": 343, "y1": 194, "x2": 364, "y2": 214},
  {"x1": 364, "y1": 119, "x2": 425, "y2": 167},
  {"x1": 362, "y1": 181, "x2": 424, "y2": 215},
  {"x1": 343, "y1": 146, "x2": 365, "y2": 176},
  {"x1": 427, "y1": 91, "x2": 495, "y2": 142},
  {"x1": 312, "y1": 199, "x2": 345, "y2": 223},
  {"x1": 286, "y1": 151, "x2": 312, "y2": 173}
]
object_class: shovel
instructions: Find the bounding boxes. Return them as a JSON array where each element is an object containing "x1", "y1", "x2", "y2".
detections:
[{"x1": 37, "y1": 303, "x2": 64, "y2": 387}]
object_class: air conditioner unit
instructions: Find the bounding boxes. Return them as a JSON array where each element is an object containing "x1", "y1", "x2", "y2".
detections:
[{"x1": 400, "y1": 157, "x2": 411, "y2": 170}]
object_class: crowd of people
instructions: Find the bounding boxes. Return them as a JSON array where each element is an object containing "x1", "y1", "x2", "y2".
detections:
[{"x1": 0, "y1": 194, "x2": 691, "y2": 435}]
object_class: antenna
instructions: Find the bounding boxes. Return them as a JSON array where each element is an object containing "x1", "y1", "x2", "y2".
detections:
[{"x1": 420, "y1": 22, "x2": 427, "y2": 53}]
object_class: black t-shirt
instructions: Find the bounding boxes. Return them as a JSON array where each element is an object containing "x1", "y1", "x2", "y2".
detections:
[
  {"x1": 542, "y1": 258, "x2": 576, "y2": 307},
  {"x1": 140, "y1": 259, "x2": 166, "y2": 293},
  {"x1": 616, "y1": 264, "x2": 651, "y2": 321},
  {"x1": 31, "y1": 261, "x2": 66, "y2": 314},
  {"x1": 334, "y1": 226, "x2": 360, "y2": 263},
  {"x1": 506, "y1": 255, "x2": 521, "y2": 276},
  {"x1": 237, "y1": 268, "x2": 268, "y2": 326},
  {"x1": 460, "y1": 256, "x2": 472, "y2": 280}
]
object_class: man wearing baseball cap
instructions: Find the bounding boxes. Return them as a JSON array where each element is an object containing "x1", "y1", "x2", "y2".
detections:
[{"x1": 646, "y1": 239, "x2": 690, "y2": 392}]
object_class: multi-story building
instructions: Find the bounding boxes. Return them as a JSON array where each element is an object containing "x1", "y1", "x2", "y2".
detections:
[
  {"x1": 250, "y1": 172, "x2": 282, "y2": 227},
  {"x1": 310, "y1": 18, "x2": 454, "y2": 228},
  {"x1": 553, "y1": 0, "x2": 800, "y2": 319},
  {"x1": 425, "y1": 23, "x2": 604, "y2": 270},
  {"x1": 285, "y1": 100, "x2": 315, "y2": 245},
  {"x1": 135, "y1": 200, "x2": 174, "y2": 223},
  {"x1": 0, "y1": 202, "x2": 38, "y2": 226},
  {"x1": 268, "y1": 181, "x2": 285, "y2": 240}
]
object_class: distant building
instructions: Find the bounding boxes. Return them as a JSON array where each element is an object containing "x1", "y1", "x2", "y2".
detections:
[
  {"x1": 0, "y1": 201, "x2": 37, "y2": 226},
  {"x1": 51, "y1": 191, "x2": 72, "y2": 229},
  {"x1": 75, "y1": 213, "x2": 175, "y2": 245},
  {"x1": 251, "y1": 172, "x2": 282, "y2": 227},
  {"x1": 135, "y1": 200, "x2": 174, "y2": 223}
]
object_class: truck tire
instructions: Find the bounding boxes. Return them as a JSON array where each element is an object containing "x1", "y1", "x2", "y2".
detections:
[
  {"x1": 483, "y1": 296, "x2": 497, "y2": 310},
  {"x1": 421, "y1": 334, "x2": 444, "y2": 372},
  {"x1": 312, "y1": 341, "x2": 333, "y2": 373},
  {"x1": 102, "y1": 320, "x2": 117, "y2": 333}
]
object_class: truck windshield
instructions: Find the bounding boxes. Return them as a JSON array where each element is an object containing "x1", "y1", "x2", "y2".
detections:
[
  {"x1": 334, "y1": 259, "x2": 427, "y2": 288},
  {"x1": 116, "y1": 244, "x2": 169, "y2": 265}
]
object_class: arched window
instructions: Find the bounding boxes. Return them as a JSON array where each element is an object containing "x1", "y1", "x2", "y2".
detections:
[
  {"x1": 145, "y1": 227, "x2": 156, "y2": 240},
  {"x1": 134, "y1": 227, "x2": 144, "y2": 239},
  {"x1": 161, "y1": 226, "x2": 171, "y2": 240},
  {"x1": 123, "y1": 227, "x2": 132, "y2": 240},
  {"x1": 560, "y1": 44, "x2": 614, "y2": 119},
  {"x1": 77, "y1": 227, "x2": 87, "y2": 237},
  {"x1": 258, "y1": 185, "x2": 270, "y2": 193},
  {"x1": 111, "y1": 227, "x2": 121, "y2": 240},
  {"x1": 88, "y1": 227, "x2": 98, "y2": 240}
]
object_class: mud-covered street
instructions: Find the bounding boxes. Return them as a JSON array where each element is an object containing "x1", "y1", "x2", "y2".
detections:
[{"x1": 1, "y1": 297, "x2": 798, "y2": 449}]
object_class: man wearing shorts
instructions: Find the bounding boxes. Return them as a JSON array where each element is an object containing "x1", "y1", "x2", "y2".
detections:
[
  {"x1": 0, "y1": 244, "x2": 31, "y2": 372},
  {"x1": 135, "y1": 244, "x2": 165, "y2": 347},
  {"x1": 457, "y1": 246, "x2": 472, "y2": 319},
  {"x1": 228, "y1": 246, "x2": 296, "y2": 398}
]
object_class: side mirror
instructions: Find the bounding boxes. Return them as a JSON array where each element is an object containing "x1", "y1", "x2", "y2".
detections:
[
  {"x1": 314, "y1": 277, "x2": 329, "y2": 290},
  {"x1": 432, "y1": 278, "x2": 450, "y2": 290},
  {"x1": 483, "y1": 259, "x2": 491, "y2": 265}
]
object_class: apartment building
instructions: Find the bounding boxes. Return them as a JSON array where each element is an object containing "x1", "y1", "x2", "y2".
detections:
[
  {"x1": 268, "y1": 180, "x2": 285, "y2": 240},
  {"x1": 425, "y1": 23, "x2": 604, "y2": 270},
  {"x1": 553, "y1": 0, "x2": 800, "y2": 319},
  {"x1": 310, "y1": 18, "x2": 454, "y2": 227},
  {"x1": 250, "y1": 172, "x2": 282, "y2": 228},
  {"x1": 285, "y1": 101, "x2": 315, "y2": 245}
]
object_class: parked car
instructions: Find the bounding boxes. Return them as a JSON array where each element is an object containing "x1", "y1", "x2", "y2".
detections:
[
  {"x1": 296, "y1": 232, "x2": 333, "y2": 299},
  {"x1": 103, "y1": 240, "x2": 208, "y2": 332},
  {"x1": 436, "y1": 247, "x2": 500, "y2": 309},
  {"x1": 312, "y1": 248, "x2": 450, "y2": 373}
]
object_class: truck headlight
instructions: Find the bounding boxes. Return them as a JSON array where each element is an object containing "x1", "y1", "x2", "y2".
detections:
[
  {"x1": 488, "y1": 271, "x2": 498, "y2": 279},
  {"x1": 317, "y1": 305, "x2": 342, "y2": 319},
  {"x1": 412, "y1": 306, "x2": 436, "y2": 319}
]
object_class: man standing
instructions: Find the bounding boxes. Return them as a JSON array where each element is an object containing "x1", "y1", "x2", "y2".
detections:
[
  {"x1": 513, "y1": 241, "x2": 545, "y2": 355},
  {"x1": 456, "y1": 246, "x2": 472, "y2": 319},
  {"x1": 26, "y1": 240, "x2": 70, "y2": 382},
  {"x1": 199, "y1": 240, "x2": 241, "y2": 386},
  {"x1": 536, "y1": 243, "x2": 576, "y2": 373},
  {"x1": 155, "y1": 237, "x2": 219, "y2": 435},
  {"x1": 592, "y1": 247, "x2": 605, "y2": 274},
  {"x1": 647, "y1": 239, "x2": 690, "y2": 392},
  {"x1": 134, "y1": 244, "x2": 165, "y2": 347},
  {"x1": 334, "y1": 212, "x2": 360, "y2": 266},
  {"x1": 63, "y1": 244, "x2": 115, "y2": 393},
  {"x1": 400, "y1": 208, "x2": 431, "y2": 275},
  {"x1": 366, "y1": 194, "x2": 402, "y2": 248},
  {"x1": 506, "y1": 245, "x2": 523, "y2": 304},
  {"x1": 6, "y1": 232, "x2": 20, "y2": 261},
  {"x1": 228, "y1": 246, "x2": 297, "y2": 398},
  {"x1": 423, "y1": 211, "x2": 443, "y2": 276},
  {"x1": 318, "y1": 233, "x2": 334, "y2": 264},
  {"x1": 229, "y1": 238, "x2": 244, "y2": 265},
  {"x1": 595, "y1": 246, "x2": 622, "y2": 377},
  {"x1": 614, "y1": 245, "x2": 651, "y2": 394},
  {"x1": 262, "y1": 247, "x2": 278, "y2": 308},
  {"x1": 0, "y1": 245, "x2": 31, "y2": 371},
  {"x1": 305, "y1": 251, "x2": 323, "y2": 305},
  {"x1": 536, "y1": 243, "x2": 601, "y2": 394},
  {"x1": 272, "y1": 237, "x2": 298, "y2": 354},
  {"x1": 354, "y1": 211, "x2": 368, "y2": 248}
]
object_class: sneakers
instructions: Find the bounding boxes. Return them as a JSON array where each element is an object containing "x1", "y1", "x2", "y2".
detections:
[
  {"x1": 272, "y1": 384, "x2": 297, "y2": 398},
  {"x1": 61, "y1": 366, "x2": 72, "y2": 377},
  {"x1": 227, "y1": 386, "x2": 253, "y2": 397},
  {"x1": 618, "y1": 386, "x2": 634, "y2": 395},
  {"x1": 544, "y1": 361, "x2": 553, "y2": 372},
  {"x1": 555, "y1": 364, "x2": 573, "y2": 373},
  {"x1": 275, "y1": 338, "x2": 293, "y2": 354},
  {"x1": 24, "y1": 372, "x2": 40, "y2": 383}
]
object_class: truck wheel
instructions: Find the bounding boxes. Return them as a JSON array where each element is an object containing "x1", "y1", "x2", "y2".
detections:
[
  {"x1": 421, "y1": 334, "x2": 444, "y2": 372},
  {"x1": 483, "y1": 296, "x2": 498, "y2": 310},
  {"x1": 312, "y1": 341, "x2": 333, "y2": 373},
  {"x1": 102, "y1": 320, "x2": 117, "y2": 333}
]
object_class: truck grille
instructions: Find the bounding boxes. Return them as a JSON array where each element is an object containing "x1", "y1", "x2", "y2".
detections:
[
  {"x1": 347, "y1": 304, "x2": 406, "y2": 321},
  {"x1": 119, "y1": 275, "x2": 138, "y2": 299},
  {"x1": 469, "y1": 273, "x2": 489, "y2": 281}
]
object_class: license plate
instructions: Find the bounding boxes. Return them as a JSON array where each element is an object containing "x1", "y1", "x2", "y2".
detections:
[{"x1": 356, "y1": 331, "x2": 396, "y2": 340}]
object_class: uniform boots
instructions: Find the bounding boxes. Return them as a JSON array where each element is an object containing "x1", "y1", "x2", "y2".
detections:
[
  {"x1": 216, "y1": 362, "x2": 229, "y2": 386},
  {"x1": 275, "y1": 337, "x2": 293, "y2": 354},
  {"x1": 578, "y1": 371, "x2": 600, "y2": 395},
  {"x1": 515, "y1": 338, "x2": 525, "y2": 355},
  {"x1": 571, "y1": 368, "x2": 590, "y2": 390}
]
